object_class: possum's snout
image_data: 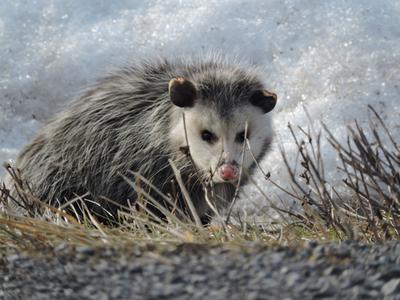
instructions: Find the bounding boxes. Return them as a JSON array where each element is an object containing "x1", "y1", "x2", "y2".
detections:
[{"x1": 218, "y1": 164, "x2": 239, "y2": 182}]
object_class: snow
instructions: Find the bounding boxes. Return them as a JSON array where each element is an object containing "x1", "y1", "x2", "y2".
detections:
[{"x1": 1, "y1": 0, "x2": 399, "y2": 214}]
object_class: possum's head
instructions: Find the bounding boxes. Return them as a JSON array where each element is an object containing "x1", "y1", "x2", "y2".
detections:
[{"x1": 168, "y1": 72, "x2": 276, "y2": 184}]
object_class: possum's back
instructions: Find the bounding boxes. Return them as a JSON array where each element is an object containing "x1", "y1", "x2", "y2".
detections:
[{"x1": 9, "y1": 59, "x2": 182, "y2": 215}]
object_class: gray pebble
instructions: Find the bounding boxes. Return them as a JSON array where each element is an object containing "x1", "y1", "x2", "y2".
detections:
[
  {"x1": 76, "y1": 245, "x2": 95, "y2": 256},
  {"x1": 380, "y1": 268, "x2": 400, "y2": 281},
  {"x1": 382, "y1": 279, "x2": 400, "y2": 296},
  {"x1": 286, "y1": 272, "x2": 301, "y2": 287}
]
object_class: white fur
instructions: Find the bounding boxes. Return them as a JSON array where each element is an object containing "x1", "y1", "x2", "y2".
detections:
[{"x1": 169, "y1": 103, "x2": 273, "y2": 183}]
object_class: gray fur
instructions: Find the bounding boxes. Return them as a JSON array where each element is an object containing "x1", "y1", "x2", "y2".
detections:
[{"x1": 8, "y1": 56, "x2": 274, "y2": 223}]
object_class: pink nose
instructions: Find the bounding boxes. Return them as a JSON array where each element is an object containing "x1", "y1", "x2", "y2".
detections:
[{"x1": 219, "y1": 164, "x2": 238, "y2": 181}]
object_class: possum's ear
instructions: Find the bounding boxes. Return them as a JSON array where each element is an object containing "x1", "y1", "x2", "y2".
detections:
[
  {"x1": 169, "y1": 77, "x2": 197, "y2": 108},
  {"x1": 249, "y1": 90, "x2": 277, "y2": 113}
]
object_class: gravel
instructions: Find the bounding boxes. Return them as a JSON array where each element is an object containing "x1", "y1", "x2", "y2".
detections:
[{"x1": 1, "y1": 241, "x2": 400, "y2": 300}]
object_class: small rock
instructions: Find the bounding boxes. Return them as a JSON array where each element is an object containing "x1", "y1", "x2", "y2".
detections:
[
  {"x1": 367, "y1": 279, "x2": 384, "y2": 290},
  {"x1": 76, "y1": 246, "x2": 95, "y2": 256},
  {"x1": 323, "y1": 266, "x2": 343, "y2": 276},
  {"x1": 313, "y1": 245, "x2": 326, "y2": 256},
  {"x1": 316, "y1": 281, "x2": 335, "y2": 297},
  {"x1": 304, "y1": 240, "x2": 318, "y2": 249},
  {"x1": 286, "y1": 273, "x2": 301, "y2": 287},
  {"x1": 382, "y1": 279, "x2": 400, "y2": 296},
  {"x1": 6, "y1": 254, "x2": 20, "y2": 262},
  {"x1": 280, "y1": 266, "x2": 290, "y2": 274},
  {"x1": 378, "y1": 256, "x2": 389, "y2": 264},
  {"x1": 378, "y1": 268, "x2": 400, "y2": 281},
  {"x1": 54, "y1": 243, "x2": 68, "y2": 252}
]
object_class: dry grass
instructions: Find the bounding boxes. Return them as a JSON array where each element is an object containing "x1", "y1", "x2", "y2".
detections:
[
  {"x1": 0, "y1": 106, "x2": 398, "y2": 251},
  {"x1": 278, "y1": 106, "x2": 400, "y2": 242}
]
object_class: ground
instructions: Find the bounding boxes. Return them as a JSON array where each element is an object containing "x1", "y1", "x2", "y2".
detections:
[{"x1": 2, "y1": 241, "x2": 400, "y2": 299}]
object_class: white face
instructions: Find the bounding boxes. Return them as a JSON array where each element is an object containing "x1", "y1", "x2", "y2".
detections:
[{"x1": 169, "y1": 103, "x2": 273, "y2": 183}]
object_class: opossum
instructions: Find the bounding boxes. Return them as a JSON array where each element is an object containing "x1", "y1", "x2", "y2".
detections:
[{"x1": 7, "y1": 56, "x2": 277, "y2": 224}]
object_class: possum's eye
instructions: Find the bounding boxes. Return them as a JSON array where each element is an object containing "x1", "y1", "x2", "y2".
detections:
[
  {"x1": 235, "y1": 131, "x2": 248, "y2": 144},
  {"x1": 201, "y1": 130, "x2": 217, "y2": 143}
]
